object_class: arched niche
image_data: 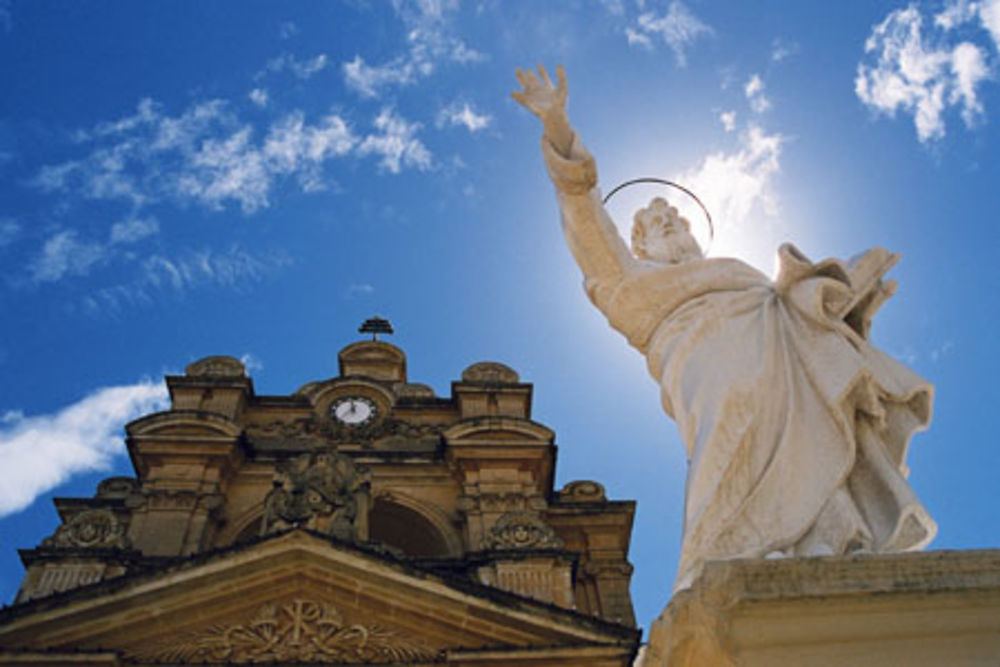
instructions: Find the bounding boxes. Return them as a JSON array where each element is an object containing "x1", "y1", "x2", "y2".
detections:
[{"x1": 369, "y1": 497, "x2": 456, "y2": 558}]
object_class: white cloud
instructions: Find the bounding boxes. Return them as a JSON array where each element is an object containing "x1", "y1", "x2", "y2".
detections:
[
  {"x1": 771, "y1": 38, "x2": 799, "y2": 63},
  {"x1": 982, "y1": 0, "x2": 1000, "y2": 49},
  {"x1": 856, "y1": 4, "x2": 994, "y2": 142},
  {"x1": 719, "y1": 110, "x2": 737, "y2": 132},
  {"x1": 248, "y1": 88, "x2": 269, "y2": 107},
  {"x1": 0, "y1": 217, "x2": 19, "y2": 247},
  {"x1": 279, "y1": 20, "x2": 299, "y2": 39},
  {"x1": 625, "y1": 27, "x2": 654, "y2": 49},
  {"x1": 344, "y1": 283, "x2": 375, "y2": 298},
  {"x1": 31, "y1": 230, "x2": 107, "y2": 283},
  {"x1": 83, "y1": 245, "x2": 292, "y2": 314},
  {"x1": 239, "y1": 352, "x2": 264, "y2": 372},
  {"x1": 674, "y1": 124, "x2": 783, "y2": 270},
  {"x1": 627, "y1": 1, "x2": 713, "y2": 67},
  {"x1": 358, "y1": 108, "x2": 432, "y2": 173},
  {"x1": 262, "y1": 53, "x2": 329, "y2": 80},
  {"x1": 32, "y1": 98, "x2": 421, "y2": 216},
  {"x1": 436, "y1": 101, "x2": 491, "y2": 132},
  {"x1": 0, "y1": 381, "x2": 169, "y2": 517},
  {"x1": 109, "y1": 216, "x2": 159, "y2": 245},
  {"x1": 343, "y1": 55, "x2": 420, "y2": 98},
  {"x1": 744, "y1": 74, "x2": 772, "y2": 113},
  {"x1": 341, "y1": 0, "x2": 484, "y2": 98}
]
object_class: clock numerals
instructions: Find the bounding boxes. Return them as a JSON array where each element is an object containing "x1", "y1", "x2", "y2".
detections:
[{"x1": 331, "y1": 396, "x2": 377, "y2": 426}]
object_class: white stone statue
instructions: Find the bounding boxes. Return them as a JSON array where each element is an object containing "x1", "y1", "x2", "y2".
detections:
[{"x1": 513, "y1": 65, "x2": 936, "y2": 590}]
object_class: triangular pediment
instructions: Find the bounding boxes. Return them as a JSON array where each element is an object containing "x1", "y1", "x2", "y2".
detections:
[{"x1": 0, "y1": 530, "x2": 636, "y2": 664}]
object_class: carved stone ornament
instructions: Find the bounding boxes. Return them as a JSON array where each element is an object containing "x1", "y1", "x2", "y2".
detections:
[
  {"x1": 560, "y1": 480, "x2": 607, "y2": 503},
  {"x1": 130, "y1": 597, "x2": 440, "y2": 664},
  {"x1": 262, "y1": 451, "x2": 370, "y2": 540},
  {"x1": 42, "y1": 509, "x2": 130, "y2": 550},
  {"x1": 461, "y1": 361, "x2": 520, "y2": 384},
  {"x1": 484, "y1": 511, "x2": 564, "y2": 550},
  {"x1": 185, "y1": 355, "x2": 246, "y2": 377},
  {"x1": 248, "y1": 415, "x2": 441, "y2": 446},
  {"x1": 96, "y1": 476, "x2": 139, "y2": 498}
]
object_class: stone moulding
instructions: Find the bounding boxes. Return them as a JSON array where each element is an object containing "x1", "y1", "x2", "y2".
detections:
[{"x1": 129, "y1": 597, "x2": 441, "y2": 663}]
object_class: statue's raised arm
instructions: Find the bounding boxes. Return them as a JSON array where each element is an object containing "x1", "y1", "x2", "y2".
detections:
[{"x1": 512, "y1": 65, "x2": 640, "y2": 311}]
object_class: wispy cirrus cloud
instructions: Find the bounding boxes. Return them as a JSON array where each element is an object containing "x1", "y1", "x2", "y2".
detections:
[
  {"x1": 342, "y1": 0, "x2": 485, "y2": 98},
  {"x1": 82, "y1": 245, "x2": 292, "y2": 315},
  {"x1": 624, "y1": 1, "x2": 713, "y2": 67},
  {"x1": 248, "y1": 88, "x2": 269, "y2": 107},
  {"x1": 745, "y1": 74, "x2": 771, "y2": 113},
  {"x1": 29, "y1": 214, "x2": 160, "y2": 284},
  {"x1": 357, "y1": 107, "x2": 432, "y2": 173},
  {"x1": 33, "y1": 98, "x2": 430, "y2": 214},
  {"x1": 0, "y1": 380, "x2": 169, "y2": 517},
  {"x1": 436, "y1": 101, "x2": 491, "y2": 132},
  {"x1": 30, "y1": 230, "x2": 107, "y2": 283},
  {"x1": 260, "y1": 53, "x2": 329, "y2": 80},
  {"x1": 856, "y1": 1, "x2": 997, "y2": 143}
]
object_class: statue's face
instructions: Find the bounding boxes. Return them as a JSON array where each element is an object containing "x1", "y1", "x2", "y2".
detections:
[{"x1": 632, "y1": 198, "x2": 703, "y2": 264}]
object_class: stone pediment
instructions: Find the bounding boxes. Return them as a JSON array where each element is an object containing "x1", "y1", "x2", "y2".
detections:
[
  {"x1": 126, "y1": 410, "x2": 243, "y2": 439},
  {"x1": 0, "y1": 530, "x2": 637, "y2": 664}
]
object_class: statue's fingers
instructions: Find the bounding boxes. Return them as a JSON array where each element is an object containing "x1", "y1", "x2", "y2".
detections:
[
  {"x1": 515, "y1": 67, "x2": 530, "y2": 89},
  {"x1": 556, "y1": 65, "x2": 568, "y2": 94},
  {"x1": 510, "y1": 91, "x2": 528, "y2": 107},
  {"x1": 538, "y1": 64, "x2": 553, "y2": 87}
]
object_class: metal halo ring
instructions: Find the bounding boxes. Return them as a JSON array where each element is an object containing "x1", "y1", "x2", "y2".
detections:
[{"x1": 602, "y1": 177, "x2": 714, "y2": 246}]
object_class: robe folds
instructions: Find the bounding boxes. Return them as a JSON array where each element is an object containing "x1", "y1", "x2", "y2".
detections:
[{"x1": 542, "y1": 135, "x2": 936, "y2": 590}]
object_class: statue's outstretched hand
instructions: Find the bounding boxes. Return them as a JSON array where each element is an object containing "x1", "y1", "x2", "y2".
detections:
[
  {"x1": 511, "y1": 64, "x2": 567, "y2": 119},
  {"x1": 512, "y1": 64, "x2": 573, "y2": 155}
]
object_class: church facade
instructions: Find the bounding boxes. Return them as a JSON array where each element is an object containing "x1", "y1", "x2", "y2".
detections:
[{"x1": 0, "y1": 336, "x2": 640, "y2": 664}]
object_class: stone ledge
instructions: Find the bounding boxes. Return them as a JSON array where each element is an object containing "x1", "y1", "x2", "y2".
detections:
[{"x1": 641, "y1": 549, "x2": 1000, "y2": 667}]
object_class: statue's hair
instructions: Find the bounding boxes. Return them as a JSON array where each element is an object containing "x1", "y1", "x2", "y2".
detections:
[{"x1": 631, "y1": 197, "x2": 691, "y2": 259}]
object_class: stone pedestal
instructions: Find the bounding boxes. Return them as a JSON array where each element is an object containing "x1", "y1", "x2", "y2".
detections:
[{"x1": 640, "y1": 549, "x2": 1000, "y2": 666}]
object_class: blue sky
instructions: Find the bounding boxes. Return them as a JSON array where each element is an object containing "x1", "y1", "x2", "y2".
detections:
[{"x1": 1, "y1": 0, "x2": 999, "y2": 630}]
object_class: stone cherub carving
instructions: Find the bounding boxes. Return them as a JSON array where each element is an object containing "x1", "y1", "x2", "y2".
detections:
[{"x1": 513, "y1": 65, "x2": 936, "y2": 589}]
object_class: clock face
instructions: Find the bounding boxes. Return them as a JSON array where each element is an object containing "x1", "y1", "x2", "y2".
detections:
[{"x1": 330, "y1": 396, "x2": 377, "y2": 426}]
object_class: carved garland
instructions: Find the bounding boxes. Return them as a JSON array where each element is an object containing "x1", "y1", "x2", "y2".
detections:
[
  {"x1": 131, "y1": 598, "x2": 439, "y2": 663},
  {"x1": 248, "y1": 416, "x2": 442, "y2": 445}
]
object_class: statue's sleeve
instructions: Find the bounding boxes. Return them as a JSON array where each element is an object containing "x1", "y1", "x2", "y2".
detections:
[{"x1": 541, "y1": 133, "x2": 635, "y2": 309}]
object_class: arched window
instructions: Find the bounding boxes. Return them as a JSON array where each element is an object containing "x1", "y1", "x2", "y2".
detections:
[{"x1": 369, "y1": 498, "x2": 452, "y2": 558}]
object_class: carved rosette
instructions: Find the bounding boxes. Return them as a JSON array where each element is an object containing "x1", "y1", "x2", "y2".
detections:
[
  {"x1": 262, "y1": 451, "x2": 370, "y2": 541},
  {"x1": 484, "y1": 511, "x2": 564, "y2": 551},
  {"x1": 131, "y1": 598, "x2": 439, "y2": 663},
  {"x1": 42, "y1": 509, "x2": 130, "y2": 550}
]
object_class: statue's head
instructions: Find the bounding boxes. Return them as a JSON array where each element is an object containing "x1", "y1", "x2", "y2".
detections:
[{"x1": 631, "y1": 197, "x2": 704, "y2": 264}]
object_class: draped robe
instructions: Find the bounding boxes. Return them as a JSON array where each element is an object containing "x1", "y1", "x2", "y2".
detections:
[{"x1": 543, "y1": 134, "x2": 936, "y2": 589}]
